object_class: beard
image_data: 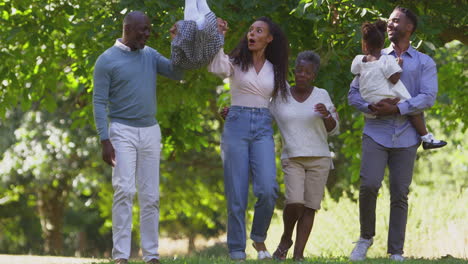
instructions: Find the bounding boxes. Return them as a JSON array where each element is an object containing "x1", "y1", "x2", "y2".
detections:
[{"x1": 388, "y1": 28, "x2": 405, "y2": 43}]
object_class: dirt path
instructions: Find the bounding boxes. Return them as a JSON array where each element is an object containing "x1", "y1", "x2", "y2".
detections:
[{"x1": 0, "y1": 254, "x2": 107, "y2": 264}]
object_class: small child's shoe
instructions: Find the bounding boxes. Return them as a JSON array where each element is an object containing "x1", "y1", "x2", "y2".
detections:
[{"x1": 421, "y1": 133, "x2": 447, "y2": 150}]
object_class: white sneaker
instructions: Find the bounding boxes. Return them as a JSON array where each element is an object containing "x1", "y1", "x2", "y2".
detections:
[
  {"x1": 349, "y1": 237, "x2": 373, "y2": 261},
  {"x1": 257, "y1": 250, "x2": 272, "y2": 260},
  {"x1": 390, "y1": 254, "x2": 405, "y2": 261}
]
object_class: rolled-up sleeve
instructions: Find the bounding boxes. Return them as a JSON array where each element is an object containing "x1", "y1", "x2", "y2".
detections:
[
  {"x1": 208, "y1": 48, "x2": 233, "y2": 79},
  {"x1": 325, "y1": 92, "x2": 340, "y2": 136},
  {"x1": 398, "y1": 58, "x2": 437, "y2": 115},
  {"x1": 348, "y1": 76, "x2": 372, "y2": 114}
]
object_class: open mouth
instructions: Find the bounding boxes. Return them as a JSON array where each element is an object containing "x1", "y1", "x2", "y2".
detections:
[{"x1": 248, "y1": 38, "x2": 256, "y2": 45}]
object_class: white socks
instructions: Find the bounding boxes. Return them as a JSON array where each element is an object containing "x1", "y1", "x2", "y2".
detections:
[
  {"x1": 184, "y1": 0, "x2": 198, "y2": 21},
  {"x1": 184, "y1": 0, "x2": 211, "y2": 30},
  {"x1": 421, "y1": 133, "x2": 441, "y2": 143},
  {"x1": 197, "y1": 0, "x2": 211, "y2": 15}
]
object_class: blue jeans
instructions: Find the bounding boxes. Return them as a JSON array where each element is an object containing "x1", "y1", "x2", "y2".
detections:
[{"x1": 222, "y1": 106, "x2": 279, "y2": 259}]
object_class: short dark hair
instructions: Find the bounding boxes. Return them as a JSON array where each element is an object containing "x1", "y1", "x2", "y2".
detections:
[
  {"x1": 394, "y1": 6, "x2": 418, "y2": 33},
  {"x1": 295, "y1": 50, "x2": 320, "y2": 75}
]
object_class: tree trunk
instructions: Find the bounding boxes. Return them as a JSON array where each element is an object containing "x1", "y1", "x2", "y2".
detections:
[
  {"x1": 37, "y1": 177, "x2": 70, "y2": 255},
  {"x1": 188, "y1": 234, "x2": 196, "y2": 254}
]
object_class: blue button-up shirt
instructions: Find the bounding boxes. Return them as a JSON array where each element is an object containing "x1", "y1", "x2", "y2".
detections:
[{"x1": 348, "y1": 45, "x2": 438, "y2": 148}]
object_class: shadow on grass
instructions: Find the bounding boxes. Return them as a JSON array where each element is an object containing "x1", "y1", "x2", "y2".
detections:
[
  {"x1": 194, "y1": 242, "x2": 229, "y2": 257},
  {"x1": 115, "y1": 255, "x2": 468, "y2": 264}
]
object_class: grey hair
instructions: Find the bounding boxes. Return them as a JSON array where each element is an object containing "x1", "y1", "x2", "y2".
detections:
[{"x1": 295, "y1": 50, "x2": 320, "y2": 74}]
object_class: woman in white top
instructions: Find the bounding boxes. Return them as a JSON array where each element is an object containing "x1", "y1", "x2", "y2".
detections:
[
  {"x1": 270, "y1": 51, "x2": 339, "y2": 261},
  {"x1": 208, "y1": 17, "x2": 289, "y2": 260},
  {"x1": 351, "y1": 20, "x2": 446, "y2": 149}
]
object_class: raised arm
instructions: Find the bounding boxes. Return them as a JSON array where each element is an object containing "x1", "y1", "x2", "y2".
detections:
[
  {"x1": 155, "y1": 51, "x2": 184, "y2": 80},
  {"x1": 208, "y1": 18, "x2": 233, "y2": 79}
]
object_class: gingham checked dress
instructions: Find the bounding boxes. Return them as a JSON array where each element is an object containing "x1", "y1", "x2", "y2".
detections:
[{"x1": 171, "y1": 12, "x2": 224, "y2": 70}]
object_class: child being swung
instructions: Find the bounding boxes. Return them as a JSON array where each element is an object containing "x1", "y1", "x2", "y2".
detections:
[
  {"x1": 351, "y1": 20, "x2": 446, "y2": 150},
  {"x1": 170, "y1": 0, "x2": 226, "y2": 70}
]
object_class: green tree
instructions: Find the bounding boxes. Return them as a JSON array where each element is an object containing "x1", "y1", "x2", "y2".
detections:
[{"x1": 0, "y1": 0, "x2": 466, "y2": 256}]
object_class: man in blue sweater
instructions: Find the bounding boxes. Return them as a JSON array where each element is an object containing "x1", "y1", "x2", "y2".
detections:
[{"x1": 93, "y1": 11, "x2": 183, "y2": 264}]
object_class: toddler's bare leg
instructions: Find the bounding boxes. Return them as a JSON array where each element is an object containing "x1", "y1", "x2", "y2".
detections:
[{"x1": 408, "y1": 113, "x2": 428, "y2": 136}]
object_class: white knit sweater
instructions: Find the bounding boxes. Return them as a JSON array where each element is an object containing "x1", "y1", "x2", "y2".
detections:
[{"x1": 270, "y1": 86, "x2": 339, "y2": 159}]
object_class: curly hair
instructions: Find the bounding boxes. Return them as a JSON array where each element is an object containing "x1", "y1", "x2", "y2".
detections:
[
  {"x1": 295, "y1": 50, "x2": 320, "y2": 75},
  {"x1": 361, "y1": 20, "x2": 387, "y2": 51},
  {"x1": 229, "y1": 17, "x2": 289, "y2": 101}
]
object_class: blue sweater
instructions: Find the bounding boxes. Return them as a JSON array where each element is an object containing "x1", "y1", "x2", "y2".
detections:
[{"x1": 93, "y1": 42, "x2": 183, "y2": 140}]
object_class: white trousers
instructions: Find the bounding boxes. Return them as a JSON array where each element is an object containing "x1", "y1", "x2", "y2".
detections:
[{"x1": 109, "y1": 122, "x2": 161, "y2": 262}]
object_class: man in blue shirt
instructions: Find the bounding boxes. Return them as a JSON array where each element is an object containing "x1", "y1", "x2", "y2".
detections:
[
  {"x1": 348, "y1": 7, "x2": 439, "y2": 261},
  {"x1": 93, "y1": 11, "x2": 183, "y2": 264}
]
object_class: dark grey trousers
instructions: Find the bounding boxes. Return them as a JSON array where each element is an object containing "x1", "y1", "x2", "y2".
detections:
[{"x1": 359, "y1": 134, "x2": 419, "y2": 255}]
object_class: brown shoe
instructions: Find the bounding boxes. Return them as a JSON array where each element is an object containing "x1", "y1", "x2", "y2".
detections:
[
  {"x1": 146, "y1": 258, "x2": 160, "y2": 264},
  {"x1": 114, "y1": 259, "x2": 128, "y2": 264}
]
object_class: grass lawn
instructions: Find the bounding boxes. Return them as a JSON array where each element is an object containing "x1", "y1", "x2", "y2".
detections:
[{"x1": 98, "y1": 256, "x2": 468, "y2": 264}]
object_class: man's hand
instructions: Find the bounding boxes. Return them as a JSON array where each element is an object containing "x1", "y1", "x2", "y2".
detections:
[
  {"x1": 379, "y1": 97, "x2": 400, "y2": 105},
  {"x1": 314, "y1": 103, "x2": 330, "y2": 118},
  {"x1": 220, "y1": 106, "x2": 229, "y2": 120},
  {"x1": 170, "y1": 23, "x2": 178, "y2": 40},
  {"x1": 372, "y1": 100, "x2": 400, "y2": 116},
  {"x1": 101, "y1": 139, "x2": 115, "y2": 167},
  {"x1": 217, "y1": 18, "x2": 228, "y2": 36}
]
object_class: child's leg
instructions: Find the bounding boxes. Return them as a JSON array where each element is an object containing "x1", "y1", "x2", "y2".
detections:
[
  {"x1": 408, "y1": 113, "x2": 428, "y2": 136},
  {"x1": 184, "y1": 0, "x2": 200, "y2": 21},
  {"x1": 194, "y1": 0, "x2": 212, "y2": 29},
  {"x1": 197, "y1": 0, "x2": 211, "y2": 15},
  {"x1": 408, "y1": 113, "x2": 447, "y2": 149}
]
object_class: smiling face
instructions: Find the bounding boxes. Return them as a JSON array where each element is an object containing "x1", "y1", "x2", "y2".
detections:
[
  {"x1": 387, "y1": 10, "x2": 413, "y2": 43},
  {"x1": 247, "y1": 20, "x2": 273, "y2": 52},
  {"x1": 294, "y1": 59, "x2": 316, "y2": 89},
  {"x1": 124, "y1": 14, "x2": 151, "y2": 50}
]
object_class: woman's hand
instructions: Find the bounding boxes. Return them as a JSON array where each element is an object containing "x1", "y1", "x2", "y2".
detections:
[
  {"x1": 314, "y1": 103, "x2": 330, "y2": 119},
  {"x1": 217, "y1": 18, "x2": 228, "y2": 36},
  {"x1": 315, "y1": 103, "x2": 337, "y2": 132},
  {"x1": 220, "y1": 106, "x2": 230, "y2": 120},
  {"x1": 170, "y1": 23, "x2": 178, "y2": 39}
]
